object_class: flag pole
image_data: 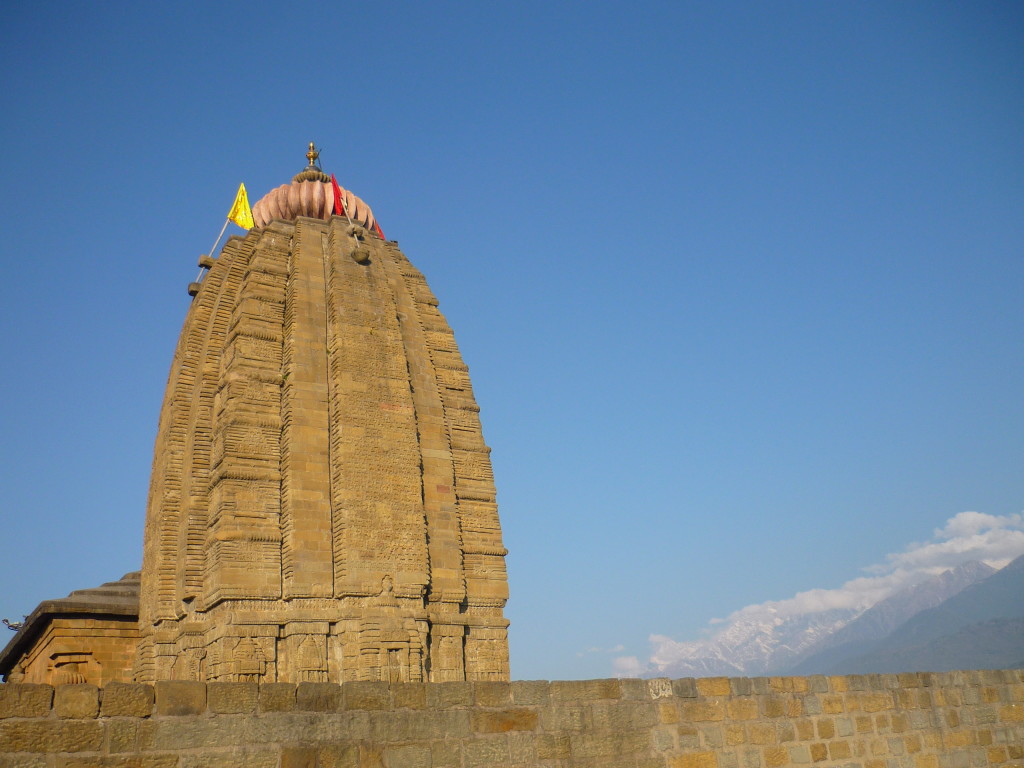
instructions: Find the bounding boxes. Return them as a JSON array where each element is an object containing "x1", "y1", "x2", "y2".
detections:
[{"x1": 195, "y1": 217, "x2": 231, "y2": 282}]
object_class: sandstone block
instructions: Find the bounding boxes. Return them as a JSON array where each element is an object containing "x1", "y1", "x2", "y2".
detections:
[
  {"x1": 801, "y1": 694, "x2": 823, "y2": 715},
  {"x1": 652, "y1": 724, "x2": 676, "y2": 751},
  {"x1": 181, "y1": 749, "x2": 280, "y2": 768},
  {"x1": 258, "y1": 683, "x2": 296, "y2": 712},
  {"x1": 430, "y1": 739, "x2": 461, "y2": 768},
  {"x1": 750, "y1": 678, "x2": 772, "y2": 695},
  {"x1": 508, "y1": 731, "x2": 535, "y2": 763},
  {"x1": 0, "y1": 719, "x2": 99, "y2": 753},
  {"x1": 538, "y1": 703, "x2": 588, "y2": 732},
  {"x1": 606, "y1": 700, "x2": 660, "y2": 731},
  {"x1": 1001, "y1": 703, "x2": 1024, "y2": 722},
  {"x1": 281, "y1": 745, "x2": 317, "y2": 768},
  {"x1": 550, "y1": 679, "x2": 620, "y2": 701},
  {"x1": 343, "y1": 681, "x2": 389, "y2": 710},
  {"x1": 0, "y1": 684, "x2": 53, "y2": 718},
  {"x1": 155, "y1": 681, "x2": 207, "y2": 716},
  {"x1": 807, "y1": 676, "x2": 829, "y2": 693},
  {"x1": 391, "y1": 683, "x2": 426, "y2": 710},
  {"x1": 617, "y1": 678, "x2": 649, "y2": 700},
  {"x1": 672, "y1": 679, "x2": 699, "y2": 699},
  {"x1": 729, "y1": 677, "x2": 753, "y2": 696},
  {"x1": 569, "y1": 729, "x2": 647, "y2": 758},
  {"x1": 296, "y1": 682, "x2": 341, "y2": 711},
  {"x1": 829, "y1": 740, "x2": 852, "y2": 760},
  {"x1": 55, "y1": 684, "x2": 100, "y2": 719},
  {"x1": 776, "y1": 720, "x2": 796, "y2": 743},
  {"x1": 510, "y1": 680, "x2": 549, "y2": 705},
  {"x1": 426, "y1": 682, "x2": 472, "y2": 709},
  {"x1": 289, "y1": 743, "x2": 358, "y2": 768},
  {"x1": 207, "y1": 682, "x2": 258, "y2": 714},
  {"x1": 359, "y1": 744, "x2": 386, "y2": 768},
  {"x1": 747, "y1": 722, "x2": 776, "y2": 745},
  {"x1": 537, "y1": 732, "x2": 571, "y2": 759},
  {"x1": 106, "y1": 718, "x2": 140, "y2": 753},
  {"x1": 102, "y1": 682, "x2": 155, "y2": 717},
  {"x1": 383, "y1": 743, "x2": 430, "y2": 768},
  {"x1": 670, "y1": 750, "x2": 719, "y2": 768},
  {"x1": 461, "y1": 735, "x2": 509, "y2": 767},
  {"x1": 727, "y1": 698, "x2": 758, "y2": 721},
  {"x1": 473, "y1": 681, "x2": 511, "y2": 707},
  {"x1": 788, "y1": 744, "x2": 812, "y2": 764},
  {"x1": 697, "y1": 677, "x2": 731, "y2": 697},
  {"x1": 828, "y1": 676, "x2": 848, "y2": 692},
  {"x1": 470, "y1": 708, "x2": 538, "y2": 733},
  {"x1": 63, "y1": 758, "x2": 179, "y2": 768},
  {"x1": 0, "y1": 755, "x2": 47, "y2": 768},
  {"x1": 659, "y1": 701, "x2": 680, "y2": 724},
  {"x1": 680, "y1": 700, "x2": 725, "y2": 722},
  {"x1": 703, "y1": 724, "x2": 725, "y2": 748}
]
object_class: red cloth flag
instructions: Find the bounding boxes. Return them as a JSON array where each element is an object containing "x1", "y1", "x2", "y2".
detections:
[
  {"x1": 330, "y1": 173, "x2": 347, "y2": 218},
  {"x1": 332, "y1": 172, "x2": 385, "y2": 239}
]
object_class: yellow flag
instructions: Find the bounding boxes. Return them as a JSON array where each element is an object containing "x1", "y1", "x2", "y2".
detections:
[{"x1": 227, "y1": 183, "x2": 254, "y2": 229}]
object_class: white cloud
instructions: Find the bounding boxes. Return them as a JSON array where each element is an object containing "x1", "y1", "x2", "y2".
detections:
[
  {"x1": 614, "y1": 510, "x2": 1024, "y2": 677},
  {"x1": 612, "y1": 655, "x2": 644, "y2": 677}
]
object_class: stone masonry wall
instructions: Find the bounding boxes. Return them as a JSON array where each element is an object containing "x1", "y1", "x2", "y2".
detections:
[{"x1": 1, "y1": 672, "x2": 1022, "y2": 767}]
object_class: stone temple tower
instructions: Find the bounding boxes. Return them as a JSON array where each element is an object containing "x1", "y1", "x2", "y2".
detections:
[{"x1": 135, "y1": 151, "x2": 509, "y2": 684}]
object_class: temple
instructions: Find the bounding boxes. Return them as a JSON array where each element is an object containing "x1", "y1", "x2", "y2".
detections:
[{"x1": 1, "y1": 147, "x2": 510, "y2": 684}]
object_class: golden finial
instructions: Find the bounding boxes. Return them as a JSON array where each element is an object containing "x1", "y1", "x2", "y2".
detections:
[{"x1": 306, "y1": 141, "x2": 320, "y2": 168}]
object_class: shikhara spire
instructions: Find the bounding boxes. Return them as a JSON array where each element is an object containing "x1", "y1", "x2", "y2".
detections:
[{"x1": 136, "y1": 152, "x2": 509, "y2": 683}]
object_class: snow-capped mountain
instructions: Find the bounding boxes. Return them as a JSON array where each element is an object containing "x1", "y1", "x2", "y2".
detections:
[
  {"x1": 640, "y1": 561, "x2": 997, "y2": 678},
  {"x1": 646, "y1": 605, "x2": 862, "y2": 678},
  {"x1": 785, "y1": 560, "x2": 996, "y2": 674}
]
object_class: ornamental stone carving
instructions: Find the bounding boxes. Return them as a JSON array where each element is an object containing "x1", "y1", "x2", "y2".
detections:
[{"x1": 135, "y1": 159, "x2": 510, "y2": 683}]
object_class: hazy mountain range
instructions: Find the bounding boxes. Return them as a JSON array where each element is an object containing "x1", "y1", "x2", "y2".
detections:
[{"x1": 637, "y1": 555, "x2": 1024, "y2": 677}]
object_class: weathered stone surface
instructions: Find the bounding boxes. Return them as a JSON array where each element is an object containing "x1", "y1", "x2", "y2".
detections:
[
  {"x1": 431, "y1": 739, "x2": 461, "y2": 768},
  {"x1": 0, "y1": 718, "x2": 104, "y2": 753},
  {"x1": 135, "y1": 200, "x2": 509, "y2": 685},
  {"x1": 181, "y1": 751, "x2": 278, "y2": 768},
  {"x1": 54, "y1": 684, "x2": 99, "y2": 718},
  {"x1": 461, "y1": 736, "x2": 510, "y2": 767},
  {"x1": 64, "y1": 758, "x2": 180, "y2": 768},
  {"x1": 296, "y1": 682, "x2": 341, "y2": 712},
  {"x1": 0, "y1": 755, "x2": 47, "y2": 768},
  {"x1": 382, "y1": 743, "x2": 430, "y2": 768},
  {"x1": 0, "y1": 673, "x2": 1021, "y2": 766},
  {"x1": 155, "y1": 681, "x2": 206, "y2": 716},
  {"x1": 343, "y1": 682, "x2": 389, "y2": 710},
  {"x1": 106, "y1": 718, "x2": 141, "y2": 753},
  {"x1": 510, "y1": 680, "x2": 549, "y2": 706},
  {"x1": 426, "y1": 682, "x2": 473, "y2": 709},
  {"x1": 207, "y1": 682, "x2": 258, "y2": 714},
  {"x1": 101, "y1": 682, "x2": 154, "y2": 717},
  {"x1": 259, "y1": 683, "x2": 296, "y2": 712},
  {"x1": 473, "y1": 681, "x2": 511, "y2": 707},
  {"x1": 0, "y1": 684, "x2": 52, "y2": 718},
  {"x1": 470, "y1": 708, "x2": 539, "y2": 733},
  {"x1": 391, "y1": 683, "x2": 426, "y2": 710},
  {"x1": 551, "y1": 679, "x2": 621, "y2": 701},
  {"x1": 673, "y1": 679, "x2": 699, "y2": 698}
]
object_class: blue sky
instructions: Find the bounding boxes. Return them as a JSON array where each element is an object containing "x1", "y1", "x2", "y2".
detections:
[{"x1": 1, "y1": 2, "x2": 1022, "y2": 681}]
